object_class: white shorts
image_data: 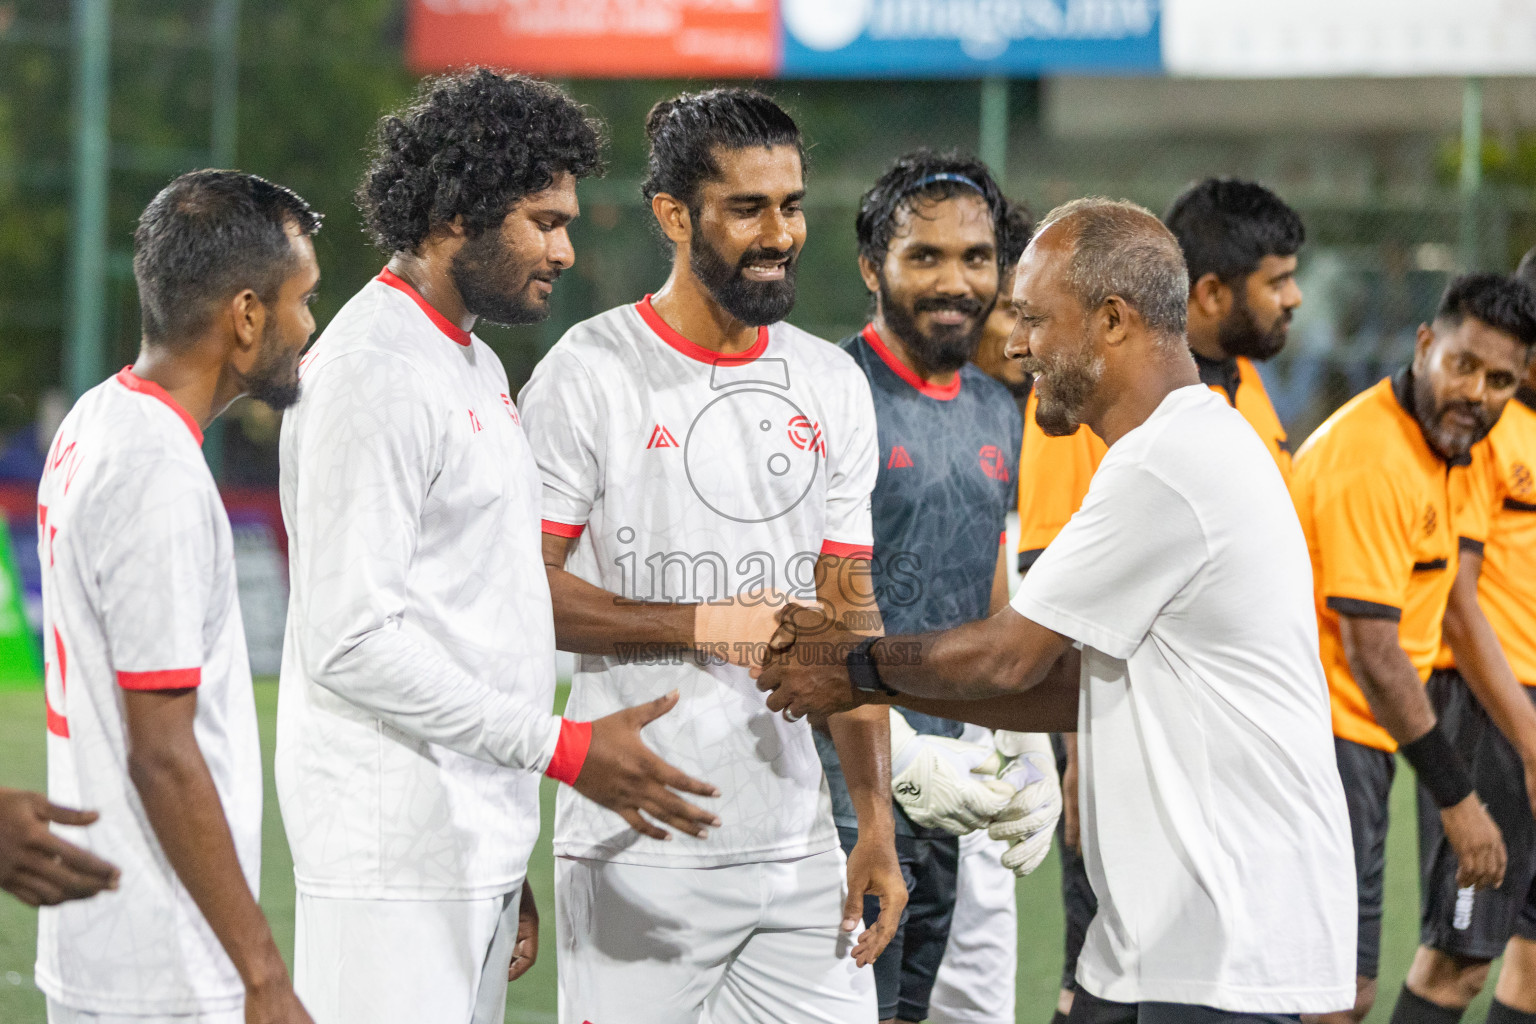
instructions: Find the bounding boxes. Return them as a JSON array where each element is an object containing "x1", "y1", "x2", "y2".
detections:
[
  {"x1": 927, "y1": 827, "x2": 1018, "y2": 1024},
  {"x1": 293, "y1": 884, "x2": 523, "y2": 1024},
  {"x1": 46, "y1": 1000, "x2": 242, "y2": 1024},
  {"x1": 555, "y1": 848, "x2": 876, "y2": 1024}
]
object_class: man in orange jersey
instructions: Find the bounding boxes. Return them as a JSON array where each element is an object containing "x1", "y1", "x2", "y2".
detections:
[
  {"x1": 1017, "y1": 178, "x2": 1306, "y2": 1024},
  {"x1": 1386, "y1": 262, "x2": 1536, "y2": 1024},
  {"x1": 1291, "y1": 274, "x2": 1536, "y2": 1024}
]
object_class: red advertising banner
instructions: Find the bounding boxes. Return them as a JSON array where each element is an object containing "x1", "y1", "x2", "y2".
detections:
[{"x1": 407, "y1": 0, "x2": 779, "y2": 79}]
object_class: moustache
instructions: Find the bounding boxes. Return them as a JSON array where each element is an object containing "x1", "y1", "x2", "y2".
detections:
[
  {"x1": 913, "y1": 295, "x2": 984, "y2": 318},
  {"x1": 530, "y1": 268, "x2": 563, "y2": 285},
  {"x1": 1017, "y1": 357, "x2": 1045, "y2": 377},
  {"x1": 1439, "y1": 401, "x2": 1491, "y2": 430}
]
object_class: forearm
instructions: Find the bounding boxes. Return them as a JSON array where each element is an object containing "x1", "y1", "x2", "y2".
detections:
[
  {"x1": 1342, "y1": 622, "x2": 1437, "y2": 744},
  {"x1": 128, "y1": 744, "x2": 285, "y2": 989},
  {"x1": 543, "y1": 565, "x2": 694, "y2": 657},
  {"x1": 826, "y1": 706, "x2": 894, "y2": 836},
  {"x1": 873, "y1": 608, "x2": 1067, "y2": 700},
  {"x1": 1445, "y1": 577, "x2": 1536, "y2": 764},
  {"x1": 311, "y1": 625, "x2": 560, "y2": 772},
  {"x1": 869, "y1": 649, "x2": 1081, "y2": 732}
]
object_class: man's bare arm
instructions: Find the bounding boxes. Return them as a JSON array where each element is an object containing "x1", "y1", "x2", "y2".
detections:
[
  {"x1": 1340, "y1": 612, "x2": 1505, "y2": 889},
  {"x1": 814, "y1": 552, "x2": 905, "y2": 967},
  {"x1": 988, "y1": 541, "x2": 1010, "y2": 615},
  {"x1": 542, "y1": 534, "x2": 694, "y2": 656},
  {"x1": 864, "y1": 648, "x2": 1080, "y2": 733},
  {"x1": 874, "y1": 607, "x2": 1073, "y2": 700},
  {"x1": 123, "y1": 689, "x2": 311, "y2": 1023},
  {"x1": 1444, "y1": 551, "x2": 1536, "y2": 782}
]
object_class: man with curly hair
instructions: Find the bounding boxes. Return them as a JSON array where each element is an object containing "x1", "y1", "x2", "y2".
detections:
[
  {"x1": 519, "y1": 87, "x2": 903, "y2": 1024},
  {"x1": 276, "y1": 69, "x2": 721, "y2": 1024}
]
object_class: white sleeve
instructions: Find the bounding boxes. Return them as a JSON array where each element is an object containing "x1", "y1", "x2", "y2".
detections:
[
  {"x1": 289, "y1": 352, "x2": 561, "y2": 773},
  {"x1": 95, "y1": 462, "x2": 218, "y2": 690},
  {"x1": 517, "y1": 347, "x2": 601, "y2": 536},
  {"x1": 1010, "y1": 462, "x2": 1206, "y2": 659},
  {"x1": 822, "y1": 366, "x2": 878, "y2": 555}
]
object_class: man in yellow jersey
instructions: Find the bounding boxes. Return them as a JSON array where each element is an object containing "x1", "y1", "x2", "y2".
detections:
[
  {"x1": 1291, "y1": 274, "x2": 1536, "y2": 1024},
  {"x1": 1016, "y1": 178, "x2": 1305, "y2": 1024},
  {"x1": 1387, "y1": 262, "x2": 1536, "y2": 1024}
]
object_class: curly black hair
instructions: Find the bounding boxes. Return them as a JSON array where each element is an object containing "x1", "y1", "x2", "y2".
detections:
[
  {"x1": 1163, "y1": 178, "x2": 1304, "y2": 286},
  {"x1": 641, "y1": 88, "x2": 803, "y2": 212},
  {"x1": 855, "y1": 150, "x2": 1011, "y2": 271},
  {"x1": 1436, "y1": 272, "x2": 1536, "y2": 349},
  {"x1": 358, "y1": 68, "x2": 605, "y2": 254}
]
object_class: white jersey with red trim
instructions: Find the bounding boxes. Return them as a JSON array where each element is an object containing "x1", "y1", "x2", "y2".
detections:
[
  {"x1": 518, "y1": 297, "x2": 879, "y2": 866},
  {"x1": 35, "y1": 369, "x2": 261, "y2": 1015},
  {"x1": 276, "y1": 270, "x2": 561, "y2": 901}
]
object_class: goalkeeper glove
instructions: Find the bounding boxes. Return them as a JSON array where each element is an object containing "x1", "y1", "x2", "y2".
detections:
[
  {"x1": 979, "y1": 731, "x2": 1062, "y2": 876},
  {"x1": 890, "y1": 710, "x2": 1014, "y2": 836}
]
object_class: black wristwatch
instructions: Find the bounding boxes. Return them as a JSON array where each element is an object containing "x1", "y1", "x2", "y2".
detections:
[{"x1": 847, "y1": 636, "x2": 897, "y2": 696}]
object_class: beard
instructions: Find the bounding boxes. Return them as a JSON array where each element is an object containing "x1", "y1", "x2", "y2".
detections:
[
  {"x1": 1019, "y1": 329, "x2": 1104, "y2": 437},
  {"x1": 451, "y1": 228, "x2": 557, "y2": 328},
  {"x1": 1412, "y1": 372, "x2": 1496, "y2": 462},
  {"x1": 242, "y1": 321, "x2": 303, "y2": 411},
  {"x1": 1218, "y1": 291, "x2": 1290, "y2": 361},
  {"x1": 878, "y1": 277, "x2": 990, "y2": 375},
  {"x1": 691, "y1": 230, "x2": 798, "y2": 327}
]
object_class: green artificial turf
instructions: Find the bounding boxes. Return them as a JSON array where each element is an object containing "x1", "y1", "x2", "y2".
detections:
[{"x1": 0, "y1": 684, "x2": 1501, "y2": 1022}]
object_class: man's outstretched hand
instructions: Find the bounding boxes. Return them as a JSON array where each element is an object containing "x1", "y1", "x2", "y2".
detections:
[
  {"x1": 572, "y1": 692, "x2": 722, "y2": 842},
  {"x1": 0, "y1": 788, "x2": 119, "y2": 907},
  {"x1": 754, "y1": 611, "x2": 866, "y2": 720}
]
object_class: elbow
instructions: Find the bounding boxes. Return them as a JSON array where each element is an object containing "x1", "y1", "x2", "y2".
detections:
[{"x1": 126, "y1": 741, "x2": 197, "y2": 800}]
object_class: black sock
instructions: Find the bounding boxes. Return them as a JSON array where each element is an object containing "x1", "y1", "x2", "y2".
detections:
[
  {"x1": 1390, "y1": 985, "x2": 1466, "y2": 1024},
  {"x1": 1488, "y1": 999, "x2": 1536, "y2": 1024},
  {"x1": 1050, "y1": 1014, "x2": 1070, "y2": 1024}
]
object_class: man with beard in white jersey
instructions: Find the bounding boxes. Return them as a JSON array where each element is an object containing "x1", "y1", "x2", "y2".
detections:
[
  {"x1": 37, "y1": 170, "x2": 319, "y2": 1024},
  {"x1": 278, "y1": 71, "x2": 721, "y2": 1024},
  {"x1": 518, "y1": 88, "x2": 905, "y2": 1024}
]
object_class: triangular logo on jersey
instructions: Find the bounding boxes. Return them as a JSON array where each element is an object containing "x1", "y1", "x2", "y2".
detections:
[
  {"x1": 887, "y1": 445, "x2": 914, "y2": 469},
  {"x1": 646, "y1": 424, "x2": 679, "y2": 450}
]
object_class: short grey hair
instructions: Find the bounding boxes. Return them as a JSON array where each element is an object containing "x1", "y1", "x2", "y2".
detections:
[{"x1": 1036, "y1": 197, "x2": 1189, "y2": 342}]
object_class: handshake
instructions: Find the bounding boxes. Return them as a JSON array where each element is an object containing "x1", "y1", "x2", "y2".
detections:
[{"x1": 890, "y1": 712, "x2": 1062, "y2": 877}]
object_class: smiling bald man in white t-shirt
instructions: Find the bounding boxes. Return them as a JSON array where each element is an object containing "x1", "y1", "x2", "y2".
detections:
[{"x1": 756, "y1": 197, "x2": 1356, "y2": 1024}]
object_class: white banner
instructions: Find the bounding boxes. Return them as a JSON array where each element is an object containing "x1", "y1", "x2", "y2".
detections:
[{"x1": 1164, "y1": 0, "x2": 1536, "y2": 77}]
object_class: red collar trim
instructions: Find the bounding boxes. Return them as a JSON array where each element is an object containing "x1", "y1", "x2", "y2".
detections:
[
  {"x1": 636, "y1": 296, "x2": 769, "y2": 365},
  {"x1": 376, "y1": 268, "x2": 472, "y2": 347},
  {"x1": 115, "y1": 368, "x2": 204, "y2": 446},
  {"x1": 860, "y1": 324, "x2": 961, "y2": 400}
]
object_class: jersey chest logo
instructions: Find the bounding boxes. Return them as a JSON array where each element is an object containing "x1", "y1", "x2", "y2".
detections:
[
  {"x1": 978, "y1": 444, "x2": 1010, "y2": 482},
  {"x1": 646, "y1": 424, "x2": 680, "y2": 449},
  {"x1": 887, "y1": 445, "x2": 914, "y2": 469},
  {"x1": 1511, "y1": 462, "x2": 1533, "y2": 499},
  {"x1": 1422, "y1": 504, "x2": 1438, "y2": 537}
]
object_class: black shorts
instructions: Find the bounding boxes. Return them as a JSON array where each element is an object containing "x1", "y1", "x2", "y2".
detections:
[
  {"x1": 1066, "y1": 990, "x2": 1298, "y2": 1024},
  {"x1": 1335, "y1": 734, "x2": 1397, "y2": 979},
  {"x1": 1054, "y1": 732, "x2": 1099, "y2": 993},
  {"x1": 1419, "y1": 669, "x2": 1536, "y2": 959},
  {"x1": 838, "y1": 825, "x2": 959, "y2": 1022}
]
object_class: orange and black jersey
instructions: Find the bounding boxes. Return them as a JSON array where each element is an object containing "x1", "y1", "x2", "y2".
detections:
[
  {"x1": 1016, "y1": 353, "x2": 1290, "y2": 570},
  {"x1": 1291, "y1": 368, "x2": 1483, "y2": 752},
  {"x1": 1435, "y1": 387, "x2": 1536, "y2": 687}
]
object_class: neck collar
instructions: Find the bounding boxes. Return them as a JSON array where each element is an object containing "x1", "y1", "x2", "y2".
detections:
[
  {"x1": 115, "y1": 367, "x2": 204, "y2": 445},
  {"x1": 1192, "y1": 350, "x2": 1241, "y2": 406},
  {"x1": 377, "y1": 268, "x2": 472, "y2": 347},
  {"x1": 860, "y1": 323, "x2": 962, "y2": 401},
  {"x1": 636, "y1": 296, "x2": 769, "y2": 365}
]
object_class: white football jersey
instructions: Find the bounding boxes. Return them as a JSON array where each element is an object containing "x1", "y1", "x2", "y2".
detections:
[
  {"x1": 519, "y1": 297, "x2": 879, "y2": 866},
  {"x1": 35, "y1": 369, "x2": 261, "y2": 1015},
  {"x1": 277, "y1": 270, "x2": 560, "y2": 900}
]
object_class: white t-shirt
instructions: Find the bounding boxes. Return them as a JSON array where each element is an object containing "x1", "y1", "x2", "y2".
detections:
[
  {"x1": 277, "y1": 271, "x2": 560, "y2": 900},
  {"x1": 519, "y1": 298, "x2": 879, "y2": 866},
  {"x1": 1012, "y1": 385, "x2": 1355, "y2": 1014},
  {"x1": 35, "y1": 369, "x2": 261, "y2": 1015}
]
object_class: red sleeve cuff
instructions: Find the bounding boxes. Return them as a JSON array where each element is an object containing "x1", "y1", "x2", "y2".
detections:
[
  {"x1": 545, "y1": 717, "x2": 593, "y2": 786},
  {"x1": 117, "y1": 668, "x2": 201, "y2": 691},
  {"x1": 541, "y1": 519, "x2": 585, "y2": 539},
  {"x1": 820, "y1": 539, "x2": 873, "y2": 560}
]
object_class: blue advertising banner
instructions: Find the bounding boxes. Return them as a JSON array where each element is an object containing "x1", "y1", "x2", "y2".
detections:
[{"x1": 779, "y1": 0, "x2": 1162, "y2": 78}]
